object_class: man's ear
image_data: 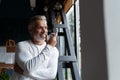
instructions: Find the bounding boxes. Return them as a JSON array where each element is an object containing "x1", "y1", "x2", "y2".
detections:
[{"x1": 28, "y1": 29, "x2": 34, "y2": 36}]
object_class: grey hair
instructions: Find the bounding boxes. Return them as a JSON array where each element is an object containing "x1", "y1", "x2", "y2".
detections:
[{"x1": 28, "y1": 15, "x2": 47, "y2": 31}]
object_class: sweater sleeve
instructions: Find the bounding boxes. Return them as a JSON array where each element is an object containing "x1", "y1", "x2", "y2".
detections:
[
  {"x1": 15, "y1": 42, "x2": 59, "y2": 79},
  {"x1": 28, "y1": 47, "x2": 59, "y2": 80}
]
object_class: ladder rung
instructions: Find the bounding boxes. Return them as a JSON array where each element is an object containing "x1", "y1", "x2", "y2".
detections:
[
  {"x1": 54, "y1": 24, "x2": 67, "y2": 28},
  {"x1": 59, "y1": 56, "x2": 77, "y2": 62}
]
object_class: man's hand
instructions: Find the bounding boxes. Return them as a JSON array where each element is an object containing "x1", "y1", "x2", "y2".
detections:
[{"x1": 46, "y1": 33, "x2": 57, "y2": 47}]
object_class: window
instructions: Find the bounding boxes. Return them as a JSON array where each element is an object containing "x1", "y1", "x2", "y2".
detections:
[{"x1": 66, "y1": 0, "x2": 81, "y2": 74}]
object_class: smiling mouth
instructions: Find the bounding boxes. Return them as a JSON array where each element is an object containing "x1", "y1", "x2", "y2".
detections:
[
  {"x1": 34, "y1": 34, "x2": 46, "y2": 41},
  {"x1": 41, "y1": 34, "x2": 46, "y2": 37}
]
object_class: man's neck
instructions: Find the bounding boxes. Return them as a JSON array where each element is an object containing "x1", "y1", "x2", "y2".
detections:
[{"x1": 32, "y1": 39, "x2": 45, "y2": 45}]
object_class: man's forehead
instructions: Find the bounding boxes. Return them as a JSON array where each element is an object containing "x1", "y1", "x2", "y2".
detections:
[{"x1": 35, "y1": 20, "x2": 47, "y2": 27}]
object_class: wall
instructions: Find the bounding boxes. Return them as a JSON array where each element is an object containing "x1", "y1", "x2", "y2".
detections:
[
  {"x1": 0, "y1": 0, "x2": 45, "y2": 45},
  {"x1": 80, "y1": 0, "x2": 108, "y2": 80},
  {"x1": 104, "y1": 0, "x2": 120, "y2": 80}
]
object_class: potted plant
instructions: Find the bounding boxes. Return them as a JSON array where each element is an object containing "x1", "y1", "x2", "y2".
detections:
[
  {"x1": 0, "y1": 68, "x2": 11, "y2": 80},
  {"x1": 0, "y1": 72, "x2": 11, "y2": 80}
]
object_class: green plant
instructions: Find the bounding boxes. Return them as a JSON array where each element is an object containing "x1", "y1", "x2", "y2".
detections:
[{"x1": 0, "y1": 72, "x2": 11, "y2": 80}]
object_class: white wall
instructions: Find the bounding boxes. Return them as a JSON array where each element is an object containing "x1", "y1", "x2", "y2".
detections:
[{"x1": 104, "y1": 0, "x2": 120, "y2": 80}]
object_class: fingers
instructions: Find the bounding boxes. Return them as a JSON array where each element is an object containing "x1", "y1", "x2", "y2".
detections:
[
  {"x1": 55, "y1": 28, "x2": 58, "y2": 36},
  {"x1": 53, "y1": 33, "x2": 57, "y2": 38},
  {"x1": 47, "y1": 33, "x2": 57, "y2": 47},
  {"x1": 55, "y1": 32, "x2": 58, "y2": 37},
  {"x1": 49, "y1": 33, "x2": 57, "y2": 39}
]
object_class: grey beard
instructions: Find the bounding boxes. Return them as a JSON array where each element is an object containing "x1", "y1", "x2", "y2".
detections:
[{"x1": 33, "y1": 34, "x2": 45, "y2": 41}]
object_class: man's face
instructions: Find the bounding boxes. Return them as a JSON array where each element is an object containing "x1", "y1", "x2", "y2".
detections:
[{"x1": 33, "y1": 20, "x2": 48, "y2": 41}]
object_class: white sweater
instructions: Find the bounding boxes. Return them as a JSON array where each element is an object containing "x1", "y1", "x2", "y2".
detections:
[{"x1": 11, "y1": 40, "x2": 59, "y2": 80}]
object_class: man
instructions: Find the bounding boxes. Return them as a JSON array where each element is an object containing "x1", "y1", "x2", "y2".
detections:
[{"x1": 11, "y1": 15, "x2": 59, "y2": 80}]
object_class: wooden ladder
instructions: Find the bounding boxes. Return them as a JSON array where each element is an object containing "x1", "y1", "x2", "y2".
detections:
[{"x1": 50, "y1": 9, "x2": 80, "y2": 80}]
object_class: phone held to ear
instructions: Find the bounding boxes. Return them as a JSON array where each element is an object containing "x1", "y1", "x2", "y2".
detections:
[{"x1": 48, "y1": 28, "x2": 58, "y2": 39}]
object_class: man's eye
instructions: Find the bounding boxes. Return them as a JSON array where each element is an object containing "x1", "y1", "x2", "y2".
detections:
[{"x1": 36, "y1": 27, "x2": 42, "y2": 29}]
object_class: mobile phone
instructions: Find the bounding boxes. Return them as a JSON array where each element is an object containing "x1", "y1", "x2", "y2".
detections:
[
  {"x1": 48, "y1": 28, "x2": 58, "y2": 39},
  {"x1": 55, "y1": 28, "x2": 58, "y2": 36}
]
